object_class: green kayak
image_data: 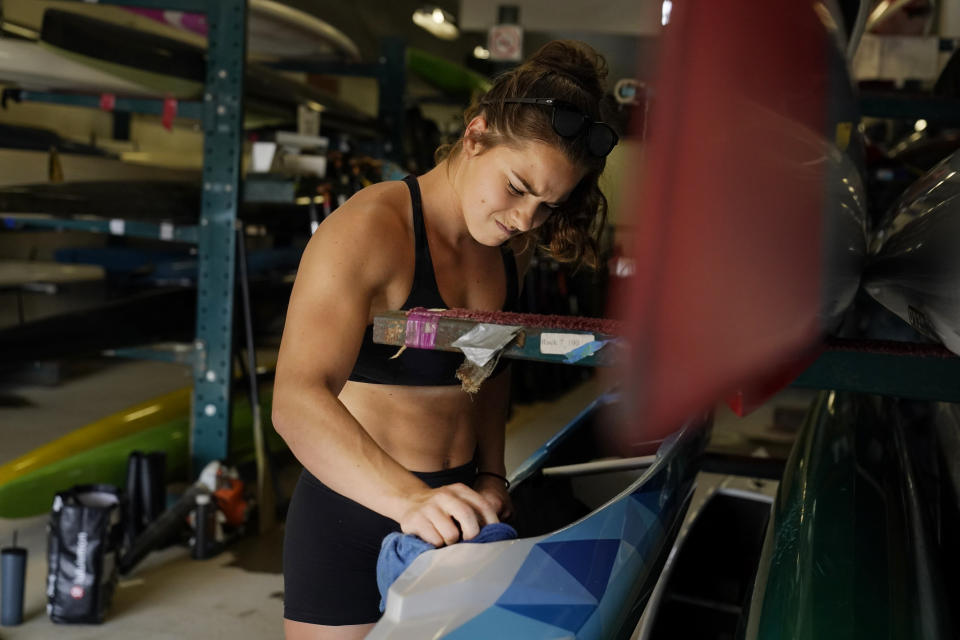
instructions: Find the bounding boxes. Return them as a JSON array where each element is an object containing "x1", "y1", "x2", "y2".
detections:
[{"x1": 0, "y1": 390, "x2": 283, "y2": 519}]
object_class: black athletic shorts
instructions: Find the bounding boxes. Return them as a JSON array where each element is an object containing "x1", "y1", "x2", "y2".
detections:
[{"x1": 282, "y1": 462, "x2": 477, "y2": 626}]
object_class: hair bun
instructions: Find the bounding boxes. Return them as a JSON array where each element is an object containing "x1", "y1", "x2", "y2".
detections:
[{"x1": 527, "y1": 40, "x2": 608, "y2": 97}]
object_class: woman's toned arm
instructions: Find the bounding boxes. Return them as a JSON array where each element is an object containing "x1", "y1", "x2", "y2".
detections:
[
  {"x1": 272, "y1": 197, "x2": 497, "y2": 546},
  {"x1": 470, "y1": 237, "x2": 535, "y2": 517},
  {"x1": 471, "y1": 366, "x2": 513, "y2": 519}
]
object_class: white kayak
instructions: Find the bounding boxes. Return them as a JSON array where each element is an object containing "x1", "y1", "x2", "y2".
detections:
[{"x1": 0, "y1": 39, "x2": 156, "y2": 96}]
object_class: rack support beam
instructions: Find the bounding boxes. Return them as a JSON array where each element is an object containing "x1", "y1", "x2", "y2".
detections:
[{"x1": 190, "y1": 0, "x2": 248, "y2": 471}]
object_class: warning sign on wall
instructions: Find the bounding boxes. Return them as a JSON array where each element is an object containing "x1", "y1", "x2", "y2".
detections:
[{"x1": 487, "y1": 24, "x2": 523, "y2": 62}]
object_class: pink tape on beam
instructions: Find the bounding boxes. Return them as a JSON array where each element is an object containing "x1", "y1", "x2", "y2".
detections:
[{"x1": 405, "y1": 309, "x2": 439, "y2": 350}]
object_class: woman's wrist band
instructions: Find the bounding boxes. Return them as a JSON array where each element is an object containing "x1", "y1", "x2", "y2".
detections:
[{"x1": 476, "y1": 471, "x2": 510, "y2": 489}]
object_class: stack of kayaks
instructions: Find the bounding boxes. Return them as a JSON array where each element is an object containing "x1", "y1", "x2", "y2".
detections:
[
  {"x1": 39, "y1": 9, "x2": 204, "y2": 99},
  {"x1": 0, "y1": 180, "x2": 323, "y2": 234},
  {"x1": 34, "y1": 9, "x2": 378, "y2": 136},
  {"x1": 0, "y1": 8, "x2": 376, "y2": 136},
  {"x1": 124, "y1": 0, "x2": 362, "y2": 63},
  {"x1": 4, "y1": 0, "x2": 361, "y2": 63},
  {"x1": 2, "y1": 3, "x2": 489, "y2": 129}
]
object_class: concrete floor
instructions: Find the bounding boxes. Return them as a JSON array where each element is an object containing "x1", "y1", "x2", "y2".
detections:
[{"x1": 0, "y1": 358, "x2": 812, "y2": 638}]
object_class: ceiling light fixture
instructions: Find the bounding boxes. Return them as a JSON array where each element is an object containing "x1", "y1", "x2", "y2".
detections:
[
  {"x1": 412, "y1": 6, "x2": 459, "y2": 40},
  {"x1": 661, "y1": 0, "x2": 673, "y2": 26}
]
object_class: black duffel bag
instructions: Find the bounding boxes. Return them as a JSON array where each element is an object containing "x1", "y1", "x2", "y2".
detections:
[{"x1": 46, "y1": 484, "x2": 125, "y2": 624}]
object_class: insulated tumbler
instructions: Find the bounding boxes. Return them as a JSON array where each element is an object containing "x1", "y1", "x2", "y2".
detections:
[{"x1": 1, "y1": 536, "x2": 26, "y2": 626}]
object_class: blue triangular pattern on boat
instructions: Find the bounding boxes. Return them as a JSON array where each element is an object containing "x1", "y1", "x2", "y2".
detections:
[
  {"x1": 575, "y1": 606, "x2": 606, "y2": 640},
  {"x1": 622, "y1": 492, "x2": 661, "y2": 550},
  {"x1": 536, "y1": 539, "x2": 621, "y2": 600},
  {"x1": 442, "y1": 605, "x2": 574, "y2": 639},
  {"x1": 496, "y1": 546, "x2": 598, "y2": 606},
  {"x1": 543, "y1": 499, "x2": 629, "y2": 543},
  {"x1": 629, "y1": 466, "x2": 666, "y2": 505},
  {"x1": 610, "y1": 538, "x2": 639, "y2": 583},
  {"x1": 629, "y1": 484, "x2": 662, "y2": 510},
  {"x1": 497, "y1": 604, "x2": 596, "y2": 633},
  {"x1": 577, "y1": 541, "x2": 647, "y2": 638}
]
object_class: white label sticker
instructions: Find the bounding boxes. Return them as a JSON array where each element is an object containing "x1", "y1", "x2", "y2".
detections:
[
  {"x1": 109, "y1": 219, "x2": 125, "y2": 235},
  {"x1": 539, "y1": 333, "x2": 595, "y2": 355},
  {"x1": 159, "y1": 223, "x2": 174, "y2": 241}
]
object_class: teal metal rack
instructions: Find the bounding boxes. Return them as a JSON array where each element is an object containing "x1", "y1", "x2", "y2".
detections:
[
  {"x1": 191, "y1": 0, "x2": 247, "y2": 470},
  {"x1": 794, "y1": 341, "x2": 960, "y2": 403},
  {"x1": 1, "y1": 214, "x2": 199, "y2": 243},
  {"x1": 265, "y1": 37, "x2": 407, "y2": 163},
  {"x1": 5, "y1": 90, "x2": 204, "y2": 120},
  {"x1": 27, "y1": 0, "x2": 250, "y2": 472},
  {"x1": 5, "y1": 1, "x2": 408, "y2": 472}
]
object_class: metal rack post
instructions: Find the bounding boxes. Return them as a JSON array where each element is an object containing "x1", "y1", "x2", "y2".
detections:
[
  {"x1": 264, "y1": 37, "x2": 406, "y2": 163},
  {"x1": 191, "y1": 0, "x2": 247, "y2": 471},
  {"x1": 377, "y1": 37, "x2": 407, "y2": 163}
]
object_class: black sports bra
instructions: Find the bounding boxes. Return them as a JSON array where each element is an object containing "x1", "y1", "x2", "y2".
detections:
[{"x1": 348, "y1": 175, "x2": 518, "y2": 386}]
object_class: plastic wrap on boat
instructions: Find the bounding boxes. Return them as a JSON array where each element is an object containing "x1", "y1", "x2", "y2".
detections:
[{"x1": 864, "y1": 150, "x2": 960, "y2": 354}]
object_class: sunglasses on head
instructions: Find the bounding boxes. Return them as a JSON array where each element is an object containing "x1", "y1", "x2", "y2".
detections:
[{"x1": 500, "y1": 97, "x2": 618, "y2": 157}]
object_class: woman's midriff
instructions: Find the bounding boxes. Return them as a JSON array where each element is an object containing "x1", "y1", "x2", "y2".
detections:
[{"x1": 338, "y1": 380, "x2": 478, "y2": 473}]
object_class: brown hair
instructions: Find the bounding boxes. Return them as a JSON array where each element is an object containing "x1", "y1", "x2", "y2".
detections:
[{"x1": 437, "y1": 40, "x2": 613, "y2": 269}]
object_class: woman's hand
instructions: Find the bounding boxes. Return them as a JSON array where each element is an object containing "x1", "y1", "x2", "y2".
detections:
[
  {"x1": 473, "y1": 474, "x2": 513, "y2": 521},
  {"x1": 398, "y1": 484, "x2": 499, "y2": 547}
]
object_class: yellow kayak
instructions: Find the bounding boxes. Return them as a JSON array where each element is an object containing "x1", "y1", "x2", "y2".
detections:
[{"x1": 0, "y1": 387, "x2": 191, "y2": 488}]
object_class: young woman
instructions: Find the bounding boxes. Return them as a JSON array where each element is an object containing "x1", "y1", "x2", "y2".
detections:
[{"x1": 273, "y1": 40, "x2": 618, "y2": 639}]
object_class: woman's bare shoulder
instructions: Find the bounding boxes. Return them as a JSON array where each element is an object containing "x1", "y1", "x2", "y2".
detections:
[
  {"x1": 299, "y1": 180, "x2": 413, "y2": 286},
  {"x1": 321, "y1": 181, "x2": 410, "y2": 240}
]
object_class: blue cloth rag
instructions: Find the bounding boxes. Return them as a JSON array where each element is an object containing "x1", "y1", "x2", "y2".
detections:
[{"x1": 376, "y1": 522, "x2": 518, "y2": 611}]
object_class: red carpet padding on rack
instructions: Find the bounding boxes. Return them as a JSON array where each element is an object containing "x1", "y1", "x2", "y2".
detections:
[
  {"x1": 820, "y1": 338, "x2": 957, "y2": 358},
  {"x1": 440, "y1": 308, "x2": 624, "y2": 336}
]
